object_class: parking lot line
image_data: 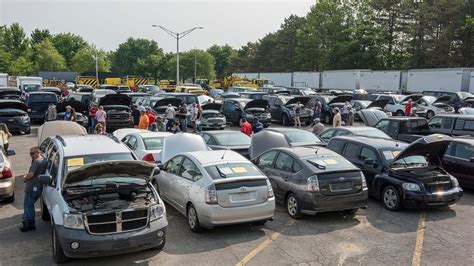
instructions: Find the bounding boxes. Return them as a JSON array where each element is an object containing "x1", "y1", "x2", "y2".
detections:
[
  {"x1": 236, "y1": 220, "x2": 294, "y2": 266},
  {"x1": 412, "y1": 211, "x2": 426, "y2": 266}
]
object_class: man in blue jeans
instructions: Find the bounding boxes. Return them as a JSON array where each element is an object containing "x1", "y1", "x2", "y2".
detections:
[{"x1": 20, "y1": 147, "x2": 46, "y2": 232}]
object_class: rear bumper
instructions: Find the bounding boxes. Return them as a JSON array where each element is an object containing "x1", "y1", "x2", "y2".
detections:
[
  {"x1": 198, "y1": 198, "x2": 275, "y2": 228},
  {"x1": 0, "y1": 178, "x2": 15, "y2": 199},
  {"x1": 106, "y1": 120, "x2": 134, "y2": 129},
  {"x1": 401, "y1": 187, "x2": 463, "y2": 208},
  {"x1": 28, "y1": 112, "x2": 45, "y2": 120},
  {"x1": 300, "y1": 189, "x2": 368, "y2": 214}
]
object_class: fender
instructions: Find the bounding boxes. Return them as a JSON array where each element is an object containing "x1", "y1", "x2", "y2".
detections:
[
  {"x1": 51, "y1": 204, "x2": 63, "y2": 225},
  {"x1": 373, "y1": 174, "x2": 403, "y2": 200}
]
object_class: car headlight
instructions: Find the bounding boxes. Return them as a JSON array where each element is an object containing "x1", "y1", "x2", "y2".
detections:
[
  {"x1": 266, "y1": 113, "x2": 271, "y2": 118},
  {"x1": 451, "y1": 177, "x2": 459, "y2": 187},
  {"x1": 402, "y1": 182, "x2": 421, "y2": 192},
  {"x1": 150, "y1": 204, "x2": 165, "y2": 221},
  {"x1": 63, "y1": 213, "x2": 84, "y2": 229}
]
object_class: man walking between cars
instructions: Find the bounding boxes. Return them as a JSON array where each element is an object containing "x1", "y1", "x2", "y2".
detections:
[
  {"x1": 165, "y1": 104, "x2": 175, "y2": 131},
  {"x1": 20, "y1": 147, "x2": 47, "y2": 232},
  {"x1": 88, "y1": 103, "x2": 98, "y2": 133},
  {"x1": 95, "y1": 105, "x2": 107, "y2": 131},
  {"x1": 405, "y1": 99, "x2": 413, "y2": 116},
  {"x1": 138, "y1": 106, "x2": 149, "y2": 130},
  {"x1": 313, "y1": 98, "x2": 321, "y2": 120},
  {"x1": 46, "y1": 103, "x2": 57, "y2": 121},
  {"x1": 176, "y1": 103, "x2": 188, "y2": 132},
  {"x1": 333, "y1": 107, "x2": 342, "y2": 127},
  {"x1": 240, "y1": 118, "x2": 253, "y2": 136}
]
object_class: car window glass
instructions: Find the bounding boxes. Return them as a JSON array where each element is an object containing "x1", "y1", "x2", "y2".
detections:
[
  {"x1": 201, "y1": 134, "x2": 211, "y2": 144},
  {"x1": 268, "y1": 98, "x2": 275, "y2": 105},
  {"x1": 46, "y1": 146, "x2": 57, "y2": 172},
  {"x1": 126, "y1": 136, "x2": 137, "y2": 150},
  {"x1": 444, "y1": 117, "x2": 454, "y2": 129},
  {"x1": 328, "y1": 139, "x2": 345, "y2": 154},
  {"x1": 293, "y1": 160, "x2": 303, "y2": 172},
  {"x1": 343, "y1": 143, "x2": 360, "y2": 160},
  {"x1": 375, "y1": 120, "x2": 389, "y2": 131},
  {"x1": 179, "y1": 158, "x2": 202, "y2": 181},
  {"x1": 50, "y1": 154, "x2": 60, "y2": 184},
  {"x1": 445, "y1": 143, "x2": 456, "y2": 156},
  {"x1": 360, "y1": 147, "x2": 376, "y2": 161},
  {"x1": 166, "y1": 156, "x2": 183, "y2": 175},
  {"x1": 40, "y1": 138, "x2": 51, "y2": 153},
  {"x1": 428, "y1": 117, "x2": 442, "y2": 128},
  {"x1": 454, "y1": 119, "x2": 465, "y2": 130},
  {"x1": 224, "y1": 101, "x2": 234, "y2": 111},
  {"x1": 454, "y1": 143, "x2": 474, "y2": 159},
  {"x1": 388, "y1": 122, "x2": 398, "y2": 133},
  {"x1": 463, "y1": 120, "x2": 474, "y2": 131},
  {"x1": 274, "y1": 152, "x2": 294, "y2": 172},
  {"x1": 334, "y1": 130, "x2": 350, "y2": 137},
  {"x1": 258, "y1": 151, "x2": 278, "y2": 168},
  {"x1": 320, "y1": 130, "x2": 334, "y2": 141}
]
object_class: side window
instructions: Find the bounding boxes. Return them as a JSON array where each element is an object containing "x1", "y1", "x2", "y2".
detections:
[
  {"x1": 327, "y1": 139, "x2": 345, "y2": 154},
  {"x1": 343, "y1": 143, "x2": 360, "y2": 160},
  {"x1": 443, "y1": 117, "x2": 454, "y2": 129},
  {"x1": 224, "y1": 101, "x2": 234, "y2": 111},
  {"x1": 268, "y1": 97, "x2": 276, "y2": 106},
  {"x1": 445, "y1": 143, "x2": 456, "y2": 156},
  {"x1": 375, "y1": 120, "x2": 389, "y2": 131},
  {"x1": 428, "y1": 117, "x2": 442, "y2": 128},
  {"x1": 257, "y1": 151, "x2": 278, "y2": 168},
  {"x1": 463, "y1": 120, "x2": 474, "y2": 131},
  {"x1": 388, "y1": 121, "x2": 399, "y2": 133},
  {"x1": 165, "y1": 156, "x2": 183, "y2": 175},
  {"x1": 50, "y1": 155, "x2": 60, "y2": 184},
  {"x1": 201, "y1": 134, "x2": 211, "y2": 144},
  {"x1": 126, "y1": 136, "x2": 138, "y2": 150},
  {"x1": 40, "y1": 138, "x2": 51, "y2": 154},
  {"x1": 293, "y1": 160, "x2": 303, "y2": 173},
  {"x1": 334, "y1": 130, "x2": 350, "y2": 137},
  {"x1": 454, "y1": 143, "x2": 474, "y2": 159},
  {"x1": 122, "y1": 135, "x2": 130, "y2": 143},
  {"x1": 179, "y1": 158, "x2": 202, "y2": 181},
  {"x1": 275, "y1": 99, "x2": 283, "y2": 106},
  {"x1": 454, "y1": 119, "x2": 465, "y2": 130},
  {"x1": 274, "y1": 152, "x2": 294, "y2": 172},
  {"x1": 319, "y1": 129, "x2": 335, "y2": 141},
  {"x1": 360, "y1": 147, "x2": 377, "y2": 162}
]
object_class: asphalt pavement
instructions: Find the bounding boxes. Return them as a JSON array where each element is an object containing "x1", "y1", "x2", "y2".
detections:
[{"x1": 0, "y1": 125, "x2": 473, "y2": 265}]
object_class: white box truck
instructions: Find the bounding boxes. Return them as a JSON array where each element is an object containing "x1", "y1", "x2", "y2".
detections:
[
  {"x1": 359, "y1": 70, "x2": 402, "y2": 92},
  {"x1": 293, "y1": 72, "x2": 320, "y2": 89},
  {"x1": 406, "y1": 68, "x2": 472, "y2": 93},
  {"x1": 0, "y1": 73, "x2": 8, "y2": 86},
  {"x1": 322, "y1": 69, "x2": 369, "y2": 90},
  {"x1": 16, "y1": 76, "x2": 43, "y2": 96},
  {"x1": 232, "y1": 73, "x2": 259, "y2": 79}
]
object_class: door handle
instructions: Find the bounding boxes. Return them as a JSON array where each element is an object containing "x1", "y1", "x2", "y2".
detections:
[{"x1": 283, "y1": 177, "x2": 289, "y2": 182}]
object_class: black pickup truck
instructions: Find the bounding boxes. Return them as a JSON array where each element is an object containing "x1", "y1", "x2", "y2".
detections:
[{"x1": 358, "y1": 109, "x2": 431, "y2": 143}]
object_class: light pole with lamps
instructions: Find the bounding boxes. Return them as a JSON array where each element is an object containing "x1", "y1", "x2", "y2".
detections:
[{"x1": 152, "y1": 25, "x2": 203, "y2": 85}]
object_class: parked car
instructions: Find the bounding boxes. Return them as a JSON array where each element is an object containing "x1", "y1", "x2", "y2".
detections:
[
  {"x1": 259, "y1": 86, "x2": 287, "y2": 95},
  {"x1": 222, "y1": 98, "x2": 271, "y2": 127},
  {"x1": 0, "y1": 100, "x2": 31, "y2": 134},
  {"x1": 414, "y1": 96, "x2": 455, "y2": 118},
  {"x1": 194, "y1": 103, "x2": 226, "y2": 130},
  {"x1": 37, "y1": 121, "x2": 87, "y2": 148},
  {"x1": 199, "y1": 131, "x2": 251, "y2": 158},
  {"x1": 155, "y1": 92, "x2": 198, "y2": 106},
  {"x1": 428, "y1": 114, "x2": 474, "y2": 137},
  {"x1": 382, "y1": 94, "x2": 422, "y2": 116},
  {"x1": 91, "y1": 89, "x2": 116, "y2": 103},
  {"x1": 0, "y1": 148, "x2": 14, "y2": 202},
  {"x1": 159, "y1": 133, "x2": 210, "y2": 164},
  {"x1": 327, "y1": 135, "x2": 463, "y2": 211},
  {"x1": 99, "y1": 94, "x2": 134, "y2": 131},
  {"x1": 122, "y1": 92, "x2": 150, "y2": 107},
  {"x1": 26, "y1": 91, "x2": 59, "y2": 122},
  {"x1": 284, "y1": 87, "x2": 316, "y2": 96},
  {"x1": 319, "y1": 126, "x2": 391, "y2": 143},
  {"x1": 98, "y1": 84, "x2": 119, "y2": 91},
  {"x1": 0, "y1": 87, "x2": 22, "y2": 100},
  {"x1": 239, "y1": 91, "x2": 269, "y2": 100},
  {"x1": 443, "y1": 138, "x2": 474, "y2": 189},
  {"x1": 249, "y1": 128, "x2": 325, "y2": 159},
  {"x1": 55, "y1": 100, "x2": 88, "y2": 127},
  {"x1": 75, "y1": 84, "x2": 94, "y2": 93},
  {"x1": 117, "y1": 85, "x2": 131, "y2": 93},
  {"x1": 458, "y1": 107, "x2": 474, "y2": 115},
  {"x1": 154, "y1": 150, "x2": 275, "y2": 232},
  {"x1": 112, "y1": 128, "x2": 148, "y2": 140},
  {"x1": 312, "y1": 95, "x2": 353, "y2": 125},
  {"x1": 227, "y1": 87, "x2": 257, "y2": 93},
  {"x1": 122, "y1": 131, "x2": 173, "y2": 164},
  {"x1": 152, "y1": 98, "x2": 182, "y2": 121},
  {"x1": 65, "y1": 93, "x2": 92, "y2": 114},
  {"x1": 267, "y1": 96, "x2": 313, "y2": 126},
  {"x1": 253, "y1": 147, "x2": 368, "y2": 218},
  {"x1": 137, "y1": 85, "x2": 162, "y2": 95},
  {"x1": 39, "y1": 134, "x2": 167, "y2": 263},
  {"x1": 42, "y1": 87, "x2": 62, "y2": 98},
  {"x1": 351, "y1": 99, "x2": 389, "y2": 121},
  {"x1": 423, "y1": 91, "x2": 473, "y2": 111}
]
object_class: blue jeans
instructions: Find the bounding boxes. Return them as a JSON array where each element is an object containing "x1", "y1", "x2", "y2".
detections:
[
  {"x1": 23, "y1": 189, "x2": 42, "y2": 226},
  {"x1": 179, "y1": 118, "x2": 187, "y2": 132},
  {"x1": 313, "y1": 111, "x2": 321, "y2": 120},
  {"x1": 166, "y1": 119, "x2": 174, "y2": 131},
  {"x1": 89, "y1": 118, "x2": 97, "y2": 133}
]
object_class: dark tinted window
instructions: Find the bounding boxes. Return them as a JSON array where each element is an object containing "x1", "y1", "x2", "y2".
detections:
[
  {"x1": 28, "y1": 94, "x2": 57, "y2": 103},
  {"x1": 274, "y1": 152, "x2": 294, "y2": 172},
  {"x1": 327, "y1": 139, "x2": 345, "y2": 154},
  {"x1": 343, "y1": 143, "x2": 360, "y2": 160},
  {"x1": 454, "y1": 143, "x2": 474, "y2": 159},
  {"x1": 258, "y1": 151, "x2": 278, "y2": 168},
  {"x1": 463, "y1": 120, "x2": 474, "y2": 131},
  {"x1": 444, "y1": 117, "x2": 454, "y2": 129},
  {"x1": 376, "y1": 120, "x2": 390, "y2": 131},
  {"x1": 179, "y1": 158, "x2": 202, "y2": 181},
  {"x1": 360, "y1": 147, "x2": 377, "y2": 161},
  {"x1": 454, "y1": 119, "x2": 465, "y2": 130}
]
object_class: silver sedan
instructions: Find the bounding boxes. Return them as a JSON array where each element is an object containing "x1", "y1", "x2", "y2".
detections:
[{"x1": 0, "y1": 148, "x2": 14, "y2": 202}]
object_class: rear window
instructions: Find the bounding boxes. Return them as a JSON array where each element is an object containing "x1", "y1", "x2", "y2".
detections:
[
  {"x1": 214, "y1": 133, "x2": 250, "y2": 146},
  {"x1": 28, "y1": 94, "x2": 57, "y2": 103},
  {"x1": 305, "y1": 155, "x2": 355, "y2": 171},
  {"x1": 327, "y1": 139, "x2": 345, "y2": 154},
  {"x1": 284, "y1": 130, "x2": 322, "y2": 145},
  {"x1": 65, "y1": 153, "x2": 135, "y2": 171},
  {"x1": 143, "y1": 137, "x2": 165, "y2": 150},
  {"x1": 355, "y1": 129, "x2": 390, "y2": 139},
  {"x1": 205, "y1": 163, "x2": 262, "y2": 180}
]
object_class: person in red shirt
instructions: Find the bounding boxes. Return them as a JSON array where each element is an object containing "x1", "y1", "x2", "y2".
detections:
[
  {"x1": 88, "y1": 103, "x2": 98, "y2": 133},
  {"x1": 405, "y1": 99, "x2": 412, "y2": 116},
  {"x1": 146, "y1": 107, "x2": 156, "y2": 129},
  {"x1": 240, "y1": 118, "x2": 253, "y2": 136}
]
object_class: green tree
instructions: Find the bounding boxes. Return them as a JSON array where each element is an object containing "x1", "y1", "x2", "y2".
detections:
[
  {"x1": 52, "y1": 33, "x2": 87, "y2": 68},
  {"x1": 71, "y1": 45, "x2": 111, "y2": 74},
  {"x1": 31, "y1": 28, "x2": 51, "y2": 45},
  {"x1": 34, "y1": 39, "x2": 67, "y2": 71},
  {"x1": 9, "y1": 56, "x2": 35, "y2": 75},
  {"x1": 166, "y1": 49, "x2": 215, "y2": 82},
  {"x1": 0, "y1": 48, "x2": 12, "y2": 72},
  {"x1": 2, "y1": 23, "x2": 29, "y2": 58},
  {"x1": 111, "y1": 37, "x2": 164, "y2": 76},
  {"x1": 207, "y1": 44, "x2": 237, "y2": 78}
]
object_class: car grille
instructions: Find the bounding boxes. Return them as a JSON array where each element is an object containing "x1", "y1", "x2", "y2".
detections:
[
  {"x1": 425, "y1": 182, "x2": 452, "y2": 193},
  {"x1": 108, "y1": 113, "x2": 129, "y2": 120},
  {"x1": 253, "y1": 113, "x2": 269, "y2": 120},
  {"x1": 207, "y1": 119, "x2": 223, "y2": 124},
  {"x1": 85, "y1": 208, "x2": 149, "y2": 235}
]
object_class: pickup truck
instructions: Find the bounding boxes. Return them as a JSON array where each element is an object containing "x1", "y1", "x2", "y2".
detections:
[{"x1": 357, "y1": 109, "x2": 431, "y2": 143}]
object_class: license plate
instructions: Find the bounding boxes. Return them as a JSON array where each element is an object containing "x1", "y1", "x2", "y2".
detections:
[
  {"x1": 330, "y1": 182, "x2": 352, "y2": 191},
  {"x1": 230, "y1": 192, "x2": 255, "y2": 202}
]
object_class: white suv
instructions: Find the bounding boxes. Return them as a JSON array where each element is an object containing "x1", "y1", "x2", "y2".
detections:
[{"x1": 39, "y1": 135, "x2": 167, "y2": 263}]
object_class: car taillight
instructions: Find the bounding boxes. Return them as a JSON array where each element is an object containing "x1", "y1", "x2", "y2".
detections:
[
  {"x1": 1, "y1": 167, "x2": 12, "y2": 179},
  {"x1": 306, "y1": 175, "x2": 320, "y2": 192},
  {"x1": 142, "y1": 153, "x2": 155, "y2": 162},
  {"x1": 266, "y1": 180, "x2": 274, "y2": 199},
  {"x1": 361, "y1": 172, "x2": 367, "y2": 188},
  {"x1": 205, "y1": 185, "x2": 218, "y2": 205}
]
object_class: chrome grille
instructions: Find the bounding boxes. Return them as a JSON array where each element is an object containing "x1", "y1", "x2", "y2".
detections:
[
  {"x1": 207, "y1": 119, "x2": 223, "y2": 124},
  {"x1": 85, "y1": 208, "x2": 149, "y2": 235},
  {"x1": 425, "y1": 182, "x2": 452, "y2": 193},
  {"x1": 108, "y1": 113, "x2": 129, "y2": 120}
]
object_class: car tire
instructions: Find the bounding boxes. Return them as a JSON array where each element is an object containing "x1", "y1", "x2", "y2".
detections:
[
  {"x1": 282, "y1": 114, "x2": 290, "y2": 126},
  {"x1": 41, "y1": 198, "x2": 50, "y2": 221},
  {"x1": 395, "y1": 110, "x2": 405, "y2": 116},
  {"x1": 426, "y1": 111, "x2": 434, "y2": 119},
  {"x1": 286, "y1": 193, "x2": 303, "y2": 219},
  {"x1": 151, "y1": 237, "x2": 166, "y2": 250},
  {"x1": 52, "y1": 225, "x2": 69, "y2": 264},
  {"x1": 382, "y1": 185, "x2": 401, "y2": 211},
  {"x1": 187, "y1": 204, "x2": 203, "y2": 233},
  {"x1": 3, "y1": 193, "x2": 14, "y2": 203}
]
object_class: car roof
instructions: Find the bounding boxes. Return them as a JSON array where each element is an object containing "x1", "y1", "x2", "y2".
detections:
[
  {"x1": 274, "y1": 146, "x2": 338, "y2": 158},
  {"x1": 60, "y1": 135, "x2": 130, "y2": 157},
  {"x1": 450, "y1": 137, "x2": 474, "y2": 145},
  {"x1": 184, "y1": 150, "x2": 249, "y2": 166},
  {"x1": 202, "y1": 130, "x2": 245, "y2": 135},
  {"x1": 332, "y1": 126, "x2": 380, "y2": 132},
  {"x1": 433, "y1": 114, "x2": 474, "y2": 119},
  {"x1": 266, "y1": 127, "x2": 302, "y2": 133},
  {"x1": 331, "y1": 136, "x2": 408, "y2": 149},
  {"x1": 381, "y1": 117, "x2": 426, "y2": 121}
]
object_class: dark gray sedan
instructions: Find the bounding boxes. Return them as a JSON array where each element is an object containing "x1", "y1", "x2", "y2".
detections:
[
  {"x1": 253, "y1": 147, "x2": 368, "y2": 218},
  {"x1": 199, "y1": 131, "x2": 251, "y2": 158}
]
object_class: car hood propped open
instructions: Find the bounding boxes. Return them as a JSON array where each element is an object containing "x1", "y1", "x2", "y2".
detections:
[
  {"x1": 202, "y1": 103, "x2": 222, "y2": 111},
  {"x1": 160, "y1": 133, "x2": 210, "y2": 163},
  {"x1": 0, "y1": 101, "x2": 28, "y2": 112},
  {"x1": 328, "y1": 95, "x2": 353, "y2": 105},
  {"x1": 153, "y1": 98, "x2": 182, "y2": 109},
  {"x1": 366, "y1": 99, "x2": 389, "y2": 109},
  {"x1": 357, "y1": 109, "x2": 388, "y2": 127},
  {"x1": 56, "y1": 100, "x2": 84, "y2": 113},
  {"x1": 244, "y1": 99, "x2": 268, "y2": 110},
  {"x1": 99, "y1": 94, "x2": 132, "y2": 106},
  {"x1": 285, "y1": 96, "x2": 310, "y2": 106}
]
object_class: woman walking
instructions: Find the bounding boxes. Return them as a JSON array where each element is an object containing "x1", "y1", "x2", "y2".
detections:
[{"x1": 0, "y1": 123, "x2": 12, "y2": 152}]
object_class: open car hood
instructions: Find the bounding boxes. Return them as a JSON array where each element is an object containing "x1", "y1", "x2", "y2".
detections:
[
  {"x1": 64, "y1": 160, "x2": 155, "y2": 186},
  {"x1": 274, "y1": 90, "x2": 292, "y2": 95},
  {"x1": 432, "y1": 95, "x2": 451, "y2": 104},
  {"x1": 389, "y1": 134, "x2": 454, "y2": 167},
  {"x1": 99, "y1": 94, "x2": 132, "y2": 106},
  {"x1": 357, "y1": 109, "x2": 388, "y2": 127},
  {"x1": 402, "y1": 94, "x2": 423, "y2": 102},
  {"x1": 202, "y1": 103, "x2": 222, "y2": 111},
  {"x1": 161, "y1": 133, "x2": 209, "y2": 163},
  {"x1": 0, "y1": 89, "x2": 21, "y2": 96},
  {"x1": 0, "y1": 101, "x2": 28, "y2": 112},
  {"x1": 244, "y1": 99, "x2": 268, "y2": 110},
  {"x1": 37, "y1": 121, "x2": 87, "y2": 146},
  {"x1": 153, "y1": 98, "x2": 182, "y2": 109},
  {"x1": 366, "y1": 99, "x2": 389, "y2": 109},
  {"x1": 56, "y1": 100, "x2": 84, "y2": 113},
  {"x1": 328, "y1": 95, "x2": 353, "y2": 105},
  {"x1": 249, "y1": 130, "x2": 290, "y2": 159},
  {"x1": 285, "y1": 96, "x2": 310, "y2": 106}
]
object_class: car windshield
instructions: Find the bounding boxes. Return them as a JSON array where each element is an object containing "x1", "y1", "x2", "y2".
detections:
[
  {"x1": 205, "y1": 163, "x2": 262, "y2": 180},
  {"x1": 355, "y1": 129, "x2": 390, "y2": 139},
  {"x1": 306, "y1": 155, "x2": 355, "y2": 171},
  {"x1": 0, "y1": 109, "x2": 26, "y2": 115},
  {"x1": 28, "y1": 94, "x2": 57, "y2": 103},
  {"x1": 357, "y1": 101, "x2": 371, "y2": 108},
  {"x1": 457, "y1": 92, "x2": 472, "y2": 100},
  {"x1": 65, "y1": 153, "x2": 135, "y2": 171},
  {"x1": 380, "y1": 149, "x2": 405, "y2": 163},
  {"x1": 143, "y1": 137, "x2": 165, "y2": 150},
  {"x1": 390, "y1": 156, "x2": 428, "y2": 167},
  {"x1": 213, "y1": 132, "x2": 251, "y2": 146},
  {"x1": 284, "y1": 130, "x2": 322, "y2": 145},
  {"x1": 23, "y1": 84, "x2": 41, "y2": 92}
]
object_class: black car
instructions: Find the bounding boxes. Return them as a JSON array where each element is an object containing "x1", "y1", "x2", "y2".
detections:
[
  {"x1": 0, "y1": 87, "x2": 22, "y2": 100},
  {"x1": 42, "y1": 87, "x2": 62, "y2": 98},
  {"x1": 122, "y1": 92, "x2": 151, "y2": 107},
  {"x1": 155, "y1": 93, "x2": 198, "y2": 106},
  {"x1": 0, "y1": 100, "x2": 31, "y2": 134},
  {"x1": 65, "y1": 92, "x2": 92, "y2": 114},
  {"x1": 199, "y1": 131, "x2": 251, "y2": 158},
  {"x1": 55, "y1": 100, "x2": 88, "y2": 127},
  {"x1": 222, "y1": 98, "x2": 271, "y2": 126},
  {"x1": 267, "y1": 95, "x2": 313, "y2": 126},
  {"x1": 98, "y1": 94, "x2": 134, "y2": 130},
  {"x1": 428, "y1": 114, "x2": 474, "y2": 137},
  {"x1": 25, "y1": 91, "x2": 59, "y2": 122},
  {"x1": 238, "y1": 91, "x2": 269, "y2": 100},
  {"x1": 327, "y1": 135, "x2": 463, "y2": 211},
  {"x1": 311, "y1": 95, "x2": 353, "y2": 124},
  {"x1": 253, "y1": 147, "x2": 368, "y2": 218},
  {"x1": 443, "y1": 138, "x2": 474, "y2": 189},
  {"x1": 153, "y1": 98, "x2": 182, "y2": 120}
]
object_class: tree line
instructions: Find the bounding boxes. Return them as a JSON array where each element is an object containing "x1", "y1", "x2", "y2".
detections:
[{"x1": 1, "y1": 0, "x2": 472, "y2": 82}]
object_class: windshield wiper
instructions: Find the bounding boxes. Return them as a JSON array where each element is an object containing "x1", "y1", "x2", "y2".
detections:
[
  {"x1": 307, "y1": 160, "x2": 326, "y2": 170},
  {"x1": 215, "y1": 167, "x2": 227, "y2": 178}
]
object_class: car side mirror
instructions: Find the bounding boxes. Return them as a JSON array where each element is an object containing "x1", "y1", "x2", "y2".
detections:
[
  {"x1": 153, "y1": 167, "x2": 161, "y2": 176},
  {"x1": 39, "y1": 174, "x2": 52, "y2": 186}
]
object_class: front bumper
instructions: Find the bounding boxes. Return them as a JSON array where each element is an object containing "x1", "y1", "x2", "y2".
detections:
[
  {"x1": 2, "y1": 122, "x2": 30, "y2": 132},
  {"x1": 300, "y1": 189, "x2": 368, "y2": 214},
  {"x1": 401, "y1": 187, "x2": 463, "y2": 208},
  {"x1": 197, "y1": 198, "x2": 275, "y2": 228},
  {"x1": 56, "y1": 218, "x2": 168, "y2": 258},
  {"x1": 0, "y1": 178, "x2": 14, "y2": 199}
]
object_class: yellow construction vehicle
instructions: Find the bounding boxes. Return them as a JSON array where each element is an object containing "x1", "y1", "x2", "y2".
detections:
[
  {"x1": 104, "y1": 78, "x2": 121, "y2": 86},
  {"x1": 76, "y1": 76, "x2": 99, "y2": 88},
  {"x1": 159, "y1": 80, "x2": 176, "y2": 92}
]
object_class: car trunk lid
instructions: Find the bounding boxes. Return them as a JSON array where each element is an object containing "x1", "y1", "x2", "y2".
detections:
[
  {"x1": 357, "y1": 109, "x2": 388, "y2": 127},
  {"x1": 213, "y1": 176, "x2": 268, "y2": 207},
  {"x1": 316, "y1": 170, "x2": 364, "y2": 196}
]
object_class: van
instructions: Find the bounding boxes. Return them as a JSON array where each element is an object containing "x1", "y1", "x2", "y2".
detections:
[{"x1": 26, "y1": 92, "x2": 58, "y2": 122}]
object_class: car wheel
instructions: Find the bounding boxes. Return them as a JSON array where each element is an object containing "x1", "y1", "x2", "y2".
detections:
[
  {"x1": 282, "y1": 114, "x2": 290, "y2": 126},
  {"x1": 52, "y1": 225, "x2": 69, "y2": 263},
  {"x1": 151, "y1": 237, "x2": 166, "y2": 250},
  {"x1": 426, "y1": 111, "x2": 435, "y2": 119},
  {"x1": 286, "y1": 193, "x2": 303, "y2": 219},
  {"x1": 324, "y1": 113, "x2": 331, "y2": 124},
  {"x1": 395, "y1": 110, "x2": 405, "y2": 116},
  {"x1": 382, "y1": 185, "x2": 401, "y2": 211},
  {"x1": 3, "y1": 192, "x2": 14, "y2": 203},
  {"x1": 187, "y1": 204, "x2": 203, "y2": 233},
  {"x1": 41, "y1": 198, "x2": 50, "y2": 221}
]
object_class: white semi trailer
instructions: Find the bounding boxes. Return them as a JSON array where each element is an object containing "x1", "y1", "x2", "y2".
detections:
[
  {"x1": 258, "y1": 72, "x2": 292, "y2": 87},
  {"x1": 359, "y1": 70, "x2": 402, "y2": 92},
  {"x1": 292, "y1": 72, "x2": 320, "y2": 89},
  {"x1": 405, "y1": 68, "x2": 472, "y2": 93},
  {"x1": 321, "y1": 70, "x2": 369, "y2": 90},
  {"x1": 0, "y1": 73, "x2": 8, "y2": 86}
]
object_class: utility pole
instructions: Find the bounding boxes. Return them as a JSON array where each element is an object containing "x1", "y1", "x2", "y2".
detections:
[
  {"x1": 152, "y1": 25, "x2": 203, "y2": 85},
  {"x1": 194, "y1": 49, "x2": 197, "y2": 83},
  {"x1": 94, "y1": 52, "x2": 99, "y2": 81}
]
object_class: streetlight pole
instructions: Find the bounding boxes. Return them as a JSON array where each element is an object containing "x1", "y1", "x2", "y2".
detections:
[
  {"x1": 152, "y1": 25, "x2": 203, "y2": 85},
  {"x1": 94, "y1": 53, "x2": 99, "y2": 82},
  {"x1": 194, "y1": 49, "x2": 197, "y2": 83}
]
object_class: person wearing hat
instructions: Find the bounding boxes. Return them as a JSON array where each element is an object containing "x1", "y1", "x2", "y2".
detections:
[
  {"x1": 156, "y1": 116, "x2": 166, "y2": 132},
  {"x1": 138, "y1": 106, "x2": 149, "y2": 129},
  {"x1": 311, "y1": 118, "x2": 325, "y2": 135},
  {"x1": 333, "y1": 107, "x2": 342, "y2": 127}
]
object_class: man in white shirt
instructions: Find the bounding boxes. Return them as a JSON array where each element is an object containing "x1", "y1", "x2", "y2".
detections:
[{"x1": 165, "y1": 104, "x2": 175, "y2": 131}]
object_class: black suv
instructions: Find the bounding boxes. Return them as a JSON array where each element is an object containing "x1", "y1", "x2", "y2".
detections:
[
  {"x1": 25, "y1": 91, "x2": 59, "y2": 122},
  {"x1": 222, "y1": 98, "x2": 271, "y2": 126},
  {"x1": 267, "y1": 95, "x2": 312, "y2": 126},
  {"x1": 65, "y1": 92, "x2": 92, "y2": 114},
  {"x1": 98, "y1": 94, "x2": 134, "y2": 131},
  {"x1": 327, "y1": 135, "x2": 463, "y2": 211}
]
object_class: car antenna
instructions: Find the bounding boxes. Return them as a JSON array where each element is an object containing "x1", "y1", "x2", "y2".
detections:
[{"x1": 221, "y1": 145, "x2": 229, "y2": 160}]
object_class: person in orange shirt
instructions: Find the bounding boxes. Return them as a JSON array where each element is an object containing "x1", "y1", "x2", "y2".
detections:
[{"x1": 138, "y1": 106, "x2": 149, "y2": 130}]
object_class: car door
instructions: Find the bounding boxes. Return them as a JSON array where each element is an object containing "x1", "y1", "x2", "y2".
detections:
[
  {"x1": 443, "y1": 143, "x2": 474, "y2": 188},
  {"x1": 256, "y1": 151, "x2": 281, "y2": 200},
  {"x1": 356, "y1": 146, "x2": 381, "y2": 193},
  {"x1": 272, "y1": 152, "x2": 297, "y2": 200},
  {"x1": 158, "y1": 155, "x2": 183, "y2": 207},
  {"x1": 428, "y1": 116, "x2": 443, "y2": 133},
  {"x1": 174, "y1": 157, "x2": 202, "y2": 212}
]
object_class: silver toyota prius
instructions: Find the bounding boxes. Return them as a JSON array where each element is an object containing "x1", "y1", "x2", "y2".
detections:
[{"x1": 154, "y1": 150, "x2": 275, "y2": 232}]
